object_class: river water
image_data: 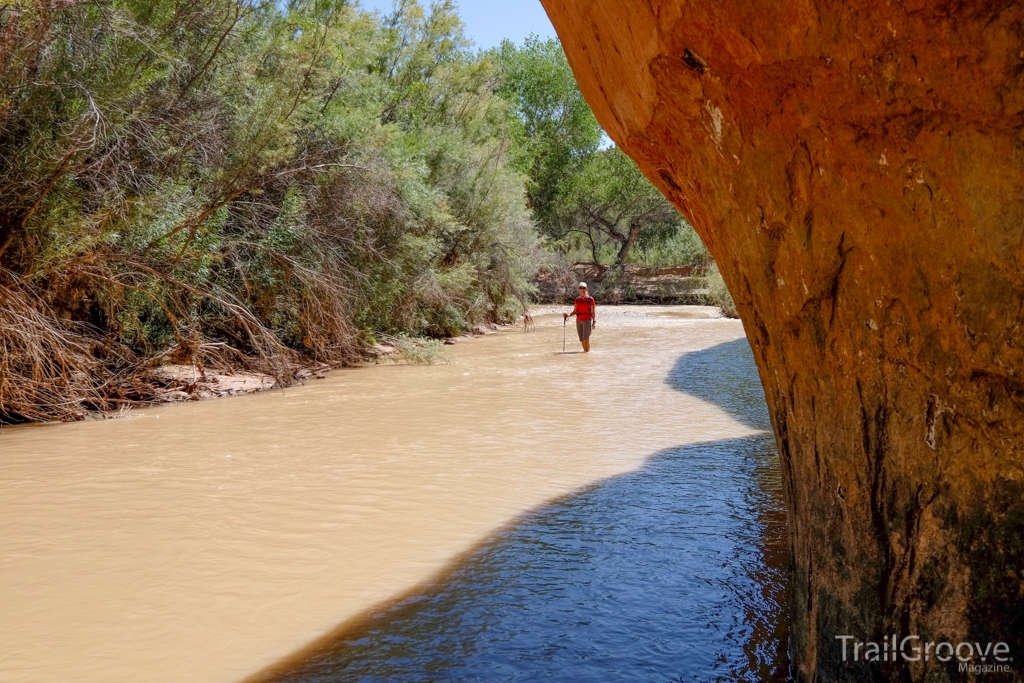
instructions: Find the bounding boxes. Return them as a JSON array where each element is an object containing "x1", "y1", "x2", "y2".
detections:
[{"x1": 0, "y1": 306, "x2": 788, "y2": 683}]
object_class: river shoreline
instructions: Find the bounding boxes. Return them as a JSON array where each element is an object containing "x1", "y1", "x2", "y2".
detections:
[
  {"x1": 0, "y1": 322, "x2": 515, "y2": 427},
  {"x1": 96, "y1": 322, "x2": 518, "y2": 412},
  {"x1": 4, "y1": 305, "x2": 726, "y2": 427}
]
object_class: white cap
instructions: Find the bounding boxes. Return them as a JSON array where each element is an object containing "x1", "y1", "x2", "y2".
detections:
[{"x1": 578, "y1": 282, "x2": 587, "y2": 288}]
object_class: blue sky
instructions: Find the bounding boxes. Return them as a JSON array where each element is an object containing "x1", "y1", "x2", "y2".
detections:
[{"x1": 359, "y1": 0, "x2": 556, "y2": 49}]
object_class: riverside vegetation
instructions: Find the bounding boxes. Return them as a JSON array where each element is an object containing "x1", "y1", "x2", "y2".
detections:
[{"x1": 0, "y1": 0, "x2": 731, "y2": 423}]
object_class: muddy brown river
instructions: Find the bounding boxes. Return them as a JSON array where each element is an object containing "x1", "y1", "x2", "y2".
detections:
[{"x1": 0, "y1": 306, "x2": 784, "y2": 683}]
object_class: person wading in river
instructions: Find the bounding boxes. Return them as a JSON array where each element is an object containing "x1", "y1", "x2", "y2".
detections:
[{"x1": 564, "y1": 282, "x2": 596, "y2": 353}]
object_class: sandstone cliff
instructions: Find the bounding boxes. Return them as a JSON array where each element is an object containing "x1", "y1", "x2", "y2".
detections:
[{"x1": 539, "y1": 1, "x2": 1024, "y2": 680}]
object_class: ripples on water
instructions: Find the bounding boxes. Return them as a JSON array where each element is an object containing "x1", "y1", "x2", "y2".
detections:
[{"x1": 261, "y1": 338, "x2": 790, "y2": 683}]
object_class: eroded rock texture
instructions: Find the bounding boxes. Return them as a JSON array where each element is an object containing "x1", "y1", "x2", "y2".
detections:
[{"x1": 539, "y1": 1, "x2": 1024, "y2": 680}]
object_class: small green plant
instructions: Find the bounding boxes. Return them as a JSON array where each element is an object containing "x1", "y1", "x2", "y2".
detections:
[
  {"x1": 707, "y1": 263, "x2": 739, "y2": 318},
  {"x1": 393, "y1": 336, "x2": 452, "y2": 365}
]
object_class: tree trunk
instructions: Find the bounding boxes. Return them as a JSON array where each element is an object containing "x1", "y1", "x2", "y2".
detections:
[
  {"x1": 613, "y1": 220, "x2": 641, "y2": 268},
  {"x1": 540, "y1": 1, "x2": 1024, "y2": 680}
]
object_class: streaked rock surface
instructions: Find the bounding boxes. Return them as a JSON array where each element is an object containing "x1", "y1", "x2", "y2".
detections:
[{"x1": 539, "y1": 1, "x2": 1024, "y2": 679}]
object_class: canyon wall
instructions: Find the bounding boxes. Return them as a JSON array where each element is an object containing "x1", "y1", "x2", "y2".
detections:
[{"x1": 538, "y1": 1, "x2": 1024, "y2": 680}]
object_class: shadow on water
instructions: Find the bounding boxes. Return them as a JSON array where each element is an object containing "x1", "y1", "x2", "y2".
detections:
[
  {"x1": 251, "y1": 339, "x2": 789, "y2": 683},
  {"x1": 665, "y1": 337, "x2": 772, "y2": 432}
]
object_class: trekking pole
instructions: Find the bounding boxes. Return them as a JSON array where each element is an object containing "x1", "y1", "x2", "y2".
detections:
[{"x1": 563, "y1": 315, "x2": 566, "y2": 353}]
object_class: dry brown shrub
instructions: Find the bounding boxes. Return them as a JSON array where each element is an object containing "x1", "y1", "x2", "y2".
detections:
[{"x1": 0, "y1": 284, "x2": 139, "y2": 422}]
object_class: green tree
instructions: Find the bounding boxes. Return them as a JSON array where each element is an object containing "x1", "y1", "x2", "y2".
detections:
[
  {"x1": 494, "y1": 36, "x2": 601, "y2": 231},
  {"x1": 494, "y1": 35, "x2": 704, "y2": 270},
  {"x1": 559, "y1": 147, "x2": 685, "y2": 268}
]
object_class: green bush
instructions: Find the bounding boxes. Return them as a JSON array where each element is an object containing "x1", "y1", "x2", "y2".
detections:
[
  {"x1": 707, "y1": 263, "x2": 739, "y2": 318},
  {"x1": 0, "y1": 0, "x2": 537, "y2": 361},
  {"x1": 630, "y1": 225, "x2": 711, "y2": 268},
  {"x1": 0, "y1": 0, "x2": 543, "y2": 420}
]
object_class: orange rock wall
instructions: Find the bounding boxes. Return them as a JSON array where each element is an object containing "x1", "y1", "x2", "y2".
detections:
[{"x1": 539, "y1": 1, "x2": 1024, "y2": 679}]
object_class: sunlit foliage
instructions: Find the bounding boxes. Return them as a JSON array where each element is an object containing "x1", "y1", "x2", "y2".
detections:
[
  {"x1": 0, "y1": 0, "x2": 537, "y2": 419},
  {"x1": 494, "y1": 36, "x2": 708, "y2": 269}
]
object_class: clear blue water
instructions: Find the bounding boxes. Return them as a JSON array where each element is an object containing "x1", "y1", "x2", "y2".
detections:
[{"x1": 261, "y1": 338, "x2": 790, "y2": 683}]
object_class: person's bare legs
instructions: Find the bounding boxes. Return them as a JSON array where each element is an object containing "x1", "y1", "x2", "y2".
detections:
[{"x1": 582, "y1": 339, "x2": 590, "y2": 353}]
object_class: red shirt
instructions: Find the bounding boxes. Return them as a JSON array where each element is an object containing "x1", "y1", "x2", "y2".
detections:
[{"x1": 573, "y1": 295, "x2": 595, "y2": 321}]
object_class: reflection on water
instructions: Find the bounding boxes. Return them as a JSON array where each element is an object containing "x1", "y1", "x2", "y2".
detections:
[{"x1": 261, "y1": 338, "x2": 789, "y2": 683}]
